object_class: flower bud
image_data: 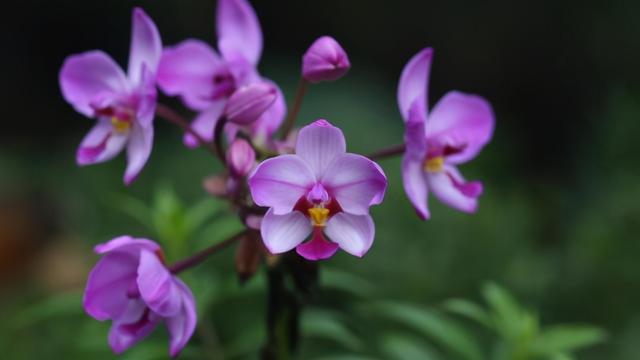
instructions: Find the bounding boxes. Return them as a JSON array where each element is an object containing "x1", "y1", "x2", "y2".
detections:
[
  {"x1": 226, "y1": 138, "x2": 256, "y2": 177},
  {"x1": 224, "y1": 83, "x2": 277, "y2": 125},
  {"x1": 302, "y1": 36, "x2": 351, "y2": 83}
]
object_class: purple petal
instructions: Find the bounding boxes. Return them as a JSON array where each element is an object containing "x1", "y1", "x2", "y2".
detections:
[
  {"x1": 83, "y1": 251, "x2": 138, "y2": 321},
  {"x1": 302, "y1": 36, "x2": 351, "y2": 83},
  {"x1": 248, "y1": 155, "x2": 315, "y2": 214},
  {"x1": 76, "y1": 120, "x2": 127, "y2": 166},
  {"x1": 427, "y1": 164, "x2": 481, "y2": 213},
  {"x1": 295, "y1": 120, "x2": 346, "y2": 178},
  {"x1": 426, "y1": 91, "x2": 495, "y2": 164},
  {"x1": 157, "y1": 40, "x2": 225, "y2": 111},
  {"x1": 325, "y1": 213, "x2": 375, "y2": 257},
  {"x1": 166, "y1": 279, "x2": 197, "y2": 357},
  {"x1": 224, "y1": 82, "x2": 277, "y2": 125},
  {"x1": 108, "y1": 299, "x2": 159, "y2": 354},
  {"x1": 134, "y1": 64, "x2": 158, "y2": 129},
  {"x1": 321, "y1": 153, "x2": 387, "y2": 215},
  {"x1": 401, "y1": 155, "x2": 430, "y2": 220},
  {"x1": 216, "y1": 0, "x2": 263, "y2": 64},
  {"x1": 94, "y1": 235, "x2": 160, "y2": 255},
  {"x1": 296, "y1": 228, "x2": 339, "y2": 260},
  {"x1": 128, "y1": 8, "x2": 162, "y2": 85},
  {"x1": 227, "y1": 138, "x2": 256, "y2": 177},
  {"x1": 397, "y1": 48, "x2": 433, "y2": 121},
  {"x1": 137, "y1": 250, "x2": 182, "y2": 317},
  {"x1": 248, "y1": 80, "x2": 287, "y2": 143},
  {"x1": 260, "y1": 208, "x2": 312, "y2": 254},
  {"x1": 59, "y1": 51, "x2": 128, "y2": 117},
  {"x1": 183, "y1": 100, "x2": 226, "y2": 148},
  {"x1": 124, "y1": 121, "x2": 154, "y2": 185}
]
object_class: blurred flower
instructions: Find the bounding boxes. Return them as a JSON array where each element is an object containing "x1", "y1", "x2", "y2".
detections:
[
  {"x1": 83, "y1": 236, "x2": 196, "y2": 357},
  {"x1": 397, "y1": 48, "x2": 494, "y2": 219},
  {"x1": 248, "y1": 120, "x2": 387, "y2": 260},
  {"x1": 302, "y1": 36, "x2": 351, "y2": 83},
  {"x1": 156, "y1": 0, "x2": 286, "y2": 147},
  {"x1": 59, "y1": 8, "x2": 161, "y2": 185},
  {"x1": 226, "y1": 138, "x2": 257, "y2": 177},
  {"x1": 225, "y1": 83, "x2": 277, "y2": 125}
]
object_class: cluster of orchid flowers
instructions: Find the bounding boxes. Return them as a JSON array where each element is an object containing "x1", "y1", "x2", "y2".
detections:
[{"x1": 59, "y1": 0, "x2": 494, "y2": 357}]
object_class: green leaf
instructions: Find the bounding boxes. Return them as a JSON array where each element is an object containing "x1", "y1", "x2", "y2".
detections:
[
  {"x1": 106, "y1": 192, "x2": 153, "y2": 229},
  {"x1": 185, "y1": 197, "x2": 222, "y2": 235},
  {"x1": 368, "y1": 301, "x2": 483, "y2": 360},
  {"x1": 10, "y1": 292, "x2": 83, "y2": 329},
  {"x1": 321, "y1": 267, "x2": 376, "y2": 297},
  {"x1": 380, "y1": 333, "x2": 443, "y2": 360},
  {"x1": 442, "y1": 298, "x2": 493, "y2": 328},
  {"x1": 531, "y1": 325, "x2": 607, "y2": 355},
  {"x1": 302, "y1": 309, "x2": 364, "y2": 351},
  {"x1": 481, "y1": 282, "x2": 526, "y2": 338}
]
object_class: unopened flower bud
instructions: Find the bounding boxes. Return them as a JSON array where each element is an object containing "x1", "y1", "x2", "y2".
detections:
[
  {"x1": 224, "y1": 83, "x2": 277, "y2": 125},
  {"x1": 302, "y1": 36, "x2": 351, "y2": 83},
  {"x1": 226, "y1": 138, "x2": 256, "y2": 177}
]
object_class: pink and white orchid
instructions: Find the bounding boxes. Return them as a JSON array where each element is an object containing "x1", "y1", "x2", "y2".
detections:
[
  {"x1": 248, "y1": 120, "x2": 387, "y2": 260},
  {"x1": 83, "y1": 236, "x2": 196, "y2": 357},
  {"x1": 156, "y1": 0, "x2": 286, "y2": 147},
  {"x1": 59, "y1": 8, "x2": 161, "y2": 185},
  {"x1": 398, "y1": 48, "x2": 495, "y2": 219}
]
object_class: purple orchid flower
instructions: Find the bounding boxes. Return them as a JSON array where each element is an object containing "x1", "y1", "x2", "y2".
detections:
[
  {"x1": 83, "y1": 236, "x2": 196, "y2": 357},
  {"x1": 156, "y1": 0, "x2": 286, "y2": 147},
  {"x1": 398, "y1": 48, "x2": 495, "y2": 219},
  {"x1": 248, "y1": 120, "x2": 387, "y2": 260},
  {"x1": 59, "y1": 8, "x2": 161, "y2": 185}
]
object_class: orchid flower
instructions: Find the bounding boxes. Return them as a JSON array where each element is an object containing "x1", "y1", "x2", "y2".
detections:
[
  {"x1": 156, "y1": 0, "x2": 286, "y2": 148},
  {"x1": 302, "y1": 36, "x2": 351, "y2": 83},
  {"x1": 398, "y1": 48, "x2": 495, "y2": 219},
  {"x1": 248, "y1": 120, "x2": 387, "y2": 260},
  {"x1": 83, "y1": 236, "x2": 196, "y2": 357},
  {"x1": 59, "y1": 8, "x2": 161, "y2": 185}
]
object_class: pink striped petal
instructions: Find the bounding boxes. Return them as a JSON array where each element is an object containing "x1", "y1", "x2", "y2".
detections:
[
  {"x1": 295, "y1": 120, "x2": 346, "y2": 178},
  {"x1": 260, "y1": 209, "x2": 312, "y2": 254},
  {"x1": 128, "y1": 8, "x2": 162, "y2": 84},
  {"x1": 325, "y1": 213, "x2": 375, "y2": 257},
  {"x1": 166, "y1": 279, "x2": 197, "y2": 357},
  {"x1": 137, "y1": 250, "x2": 182, "y2": 318},
  {"x1": 397, "y1": 48, "x2": 433, "y2": 121}
]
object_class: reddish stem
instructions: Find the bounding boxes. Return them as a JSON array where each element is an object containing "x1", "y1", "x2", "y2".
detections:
[
  {"x1": 169, "y1": 229, "x2": 249, "y2": 274},
  {"x1": 155, "y1": 103, "x2": 221, "y2": 158},
  {"x1": 367, "y1": 144, "x2": 406, "y2": 160},
  {"x1": 280, "y1": 78, "x2": 308, "y2": 140}
]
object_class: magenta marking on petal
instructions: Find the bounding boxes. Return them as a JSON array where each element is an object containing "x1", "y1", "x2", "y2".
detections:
[
  {"x1": 313, "y1": 119, "x2": 332, "y2": 127},
  {"x1": 77, "y1": 133, "x2": 111, "y2": 165},
  {"x1": 447, "y1": 173, "x2": 483, "y2": 198},
  {"x1": 296, "y1": 228, "x2": 339, "y2": 261}
]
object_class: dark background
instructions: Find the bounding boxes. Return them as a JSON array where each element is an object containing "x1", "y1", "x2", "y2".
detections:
[{"x1": 1, "y1": 0, "x2": 639, "y2": 358}]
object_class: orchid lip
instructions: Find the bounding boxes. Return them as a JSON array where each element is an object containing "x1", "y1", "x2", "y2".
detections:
[{"x1": 424, "y1": 156, "x2": 444, "y2": 173}]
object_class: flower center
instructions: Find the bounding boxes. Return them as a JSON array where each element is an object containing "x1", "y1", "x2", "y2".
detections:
[
  {"x1": 111, "y1": 117, "x2": 132, "y2": 134},
  {"x1": 424, "y1": 156, "x2": 444, "y2": 173},
  {"x1": 308, "y1": 206, "x2": 330, "y2": 227}
]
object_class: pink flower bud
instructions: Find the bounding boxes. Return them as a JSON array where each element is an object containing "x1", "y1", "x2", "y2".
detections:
[
  {"x1": 226, "y1": 138, "x2": 256, "y2": 177},
  {"x1": 302, "y1": 36, "x2": 351, "y2": 83},
  {"x1": 224, "y1": 83, "x2": 277, "y2": 125}
]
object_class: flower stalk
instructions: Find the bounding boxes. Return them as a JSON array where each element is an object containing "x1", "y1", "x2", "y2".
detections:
[
  {"x1": 169, "y1": 229, "x2": 250, "y2": 274},
  {"x1": 155, "y1": 103, "x2": 221, "y2": 157},
  {"x1": 280, "y1": 78, "x2": 308, "y2": 140},
  {"x1": 367, "y1": 143, "x2": 406, "y2": 160}
]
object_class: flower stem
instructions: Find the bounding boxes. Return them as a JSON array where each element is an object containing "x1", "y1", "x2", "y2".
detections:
[
  {"x1": 213, "y1": 116, "x2": 229, "y2": 164},
  {"x1": 280, "y1": 78, "x2": 308, "y2": 140},
  {"x1": 169, "y1": 229, "x2": 249, "y2": 274},
  {"x1": 155, "y1": 103, "x2": 221, "y2": 158},
  {"x1": 367, "y1": 143, "x2": 406, "y2": 160}
]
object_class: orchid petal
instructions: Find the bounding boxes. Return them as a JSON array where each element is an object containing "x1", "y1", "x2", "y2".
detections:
[
  {"x1": 108, "y1": 300, "x2": 159, "y2": 354},
  {"x1": 248, "y1": 155, "x2": 315, "y2": 214},
  {"x1": 401, "y1": 155, "x2": 430, "y2": 220},
  {"x1": 398, "y1": 48, "x2": 433, "y2": 121},
  {"x1": 94, "y1": 235, "x2": 160, "y2": 255},
  {"x1": 157, "y1": 40, "x2": 225, "y2": 111},
  {"x1": 427, "y1": 164, "x2": 481, "y2": 213},
  {"x1": 426, "y1": 91, "x2": 495, "y2": 164},
  {"x1": 261, "y1": 209, "x2": 312, "y2": 254},
  {"x1": 296, "y1": 120, "x2": 346, "y2": 178},
  {"x1": 128, "y1": 8, "x2": 162, "y2": 84},
  {"x1": 59, "y1": 51, "x2": 128, "y2": 117},
  {"x1": 76, "y1": 120, "x2": 128, "y2": 166},
  {"x1": 216, "y1": 0, "x2": 262, "y2": 64},
  {"x1": 321, "y1": 153, "x2": 387, "y2": 215},
  {"x1": 124, "y1": 121, "x2": 154, "y2": 185},
  {"x1": 296, "y1": 229, "x2": 339, "y2": 261},
  {"x1": 325, "y1": 213, "x2": 375, "y2": 257},
  {"x1": 166, "y1": 279, "x2": 197, "y2": 357},
  {"x1": 247, "y1": 80, "x2": 287, "y2": 142},
  {"x1": 137, "y1": 250, "x2": 182, "y2": 317},
  {"x1": 183, "y1": 100, "x2": 226, "y2": 148},
  {"x1": 83, "y1": 251, "x2": 138, "y2": 321}
]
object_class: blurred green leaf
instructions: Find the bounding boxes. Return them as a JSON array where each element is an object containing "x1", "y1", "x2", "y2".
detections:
[
  {"x1": 442, "y1": 298, "x2": 493, "y2": 328},
  {"x1": 321, "y1": 267, "x2": 376, "y2": 297},
  {"x1": 368, "y1": 301, "x2": 483, "y2": 360},
  {"x1": 11, "y1": 292, "x2": 83, "y2": 329},
  {"x1": 380, "y1": 333, "x2": 443, "y2": 360},
  {"x1": 531, "y1": 325, "x2": 607, "y2": 355},
  {"x1": 106, "y1": 192, "x2": 153, "y2": 229},
  {"x1": 482, "y1": 282, "x2": 528, "y2": 338},
  {"x1": 184, "y1": 197, "x2": 222, "y2": 235},
  {"x1": 302, "y1": 309, "x2": 364, "y2": 352}
]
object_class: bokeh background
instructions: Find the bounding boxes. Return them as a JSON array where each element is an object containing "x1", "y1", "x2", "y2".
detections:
[{"x1": 1, "y1": 0, "x2": 639, "y2": 358}]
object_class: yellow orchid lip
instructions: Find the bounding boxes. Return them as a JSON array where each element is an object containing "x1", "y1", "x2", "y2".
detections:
[
  {"x1": 424, "y1": 156, "x2": 444, "y2": 173},
  {"x1": 308, "y1": 206, "x2": 330, "y2": 227},
  {"x1": 111, "y1": 117, "x2": 132, "y2": 134}
]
